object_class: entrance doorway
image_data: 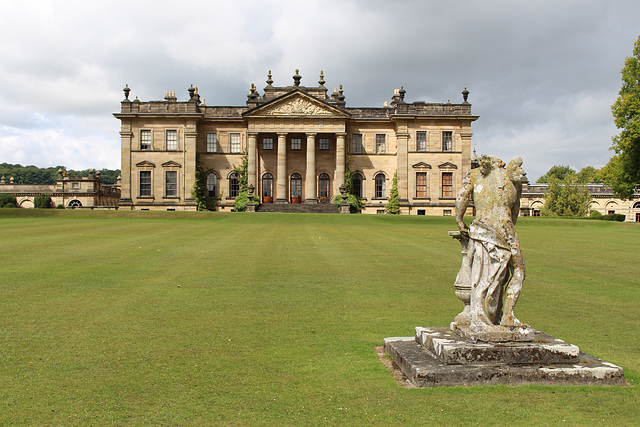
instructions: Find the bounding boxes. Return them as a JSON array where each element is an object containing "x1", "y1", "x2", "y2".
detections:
[
  {"x1": 290, "y1": 173, "x2": 302, "y2": 203},
  {"x1": 318, "y1": 173, "x2": 330, "y2": 202},
  {"x1": 262, "y1": 173, "x2": 273, "y2": 203}
]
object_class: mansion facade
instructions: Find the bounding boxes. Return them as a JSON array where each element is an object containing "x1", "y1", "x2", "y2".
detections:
[{"x1": 114, "y1": 71, "x2": 477, "y2": 214}]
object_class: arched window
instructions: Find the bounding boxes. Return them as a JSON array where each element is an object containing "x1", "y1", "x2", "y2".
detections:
[
  {"x1": 229, "y1": 172, "x2": 240, "y2": 198},
  {"x1": 290, "y1": 173, "x2": 302, "y2": 202},
  {"x1": 318, "y1": 173, "x2": 330, "y2": 198},
  {"x1": 351, "y1": 173, "x2": 363, "y2": 198},
  {"x1": 207, "y1": 173, "x2": 218, "y2": 198},
  {"x1": 262, "y1": 173, "x2": 274, "y2": 203},
  {"x1": 375, "y1": 174, "x2": 386, "y2": 198},
  {"x1": 68, "y1": 199, "x2": 82, "y2": 208},
  {"x1": 634, "y1": 201, "x2": 640, "y2": 209}
]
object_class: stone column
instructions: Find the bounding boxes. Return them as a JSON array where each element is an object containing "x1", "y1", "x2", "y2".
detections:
[
  {"x1": 396, "y1": 132, "x2": 409, "y2": 202},
  {"x1": 305, "y1": 132, "x2": 317, "y2": 203},
  {"x1": 247, "y1": 132, "x2": 258, "y2": 190},
  {"x1": 276, "y1": 133, "x2": 288, "y2": 203},
  {"x1": 335, "y1": 133, "x2": 346, "y2": 194},
  {"x1": 118, "y1": 126, "x2": 133, "y2": 208},
  {"x1": 459, "y1": 131, "x2": 473, "y2": 177},
  {"x1": 184, "y1": 121, "x2": 198, "y2": 209}
]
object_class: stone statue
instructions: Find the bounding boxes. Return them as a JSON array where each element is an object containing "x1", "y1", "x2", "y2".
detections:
[{"x1": 453, "y1": 155, "x2": 532, "y2": 342}]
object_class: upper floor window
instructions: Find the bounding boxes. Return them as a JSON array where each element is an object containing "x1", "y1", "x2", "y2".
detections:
[
  {"x1": 140, "y1": 130, "x2": 151, "y2": 150},
  {"x1": 352, "y1": 134, "x2": 363, "y2": 154},
  {"x1": 442, "y1": 131, "x2": 452, "y2": 151},
  {"x1": 352, "y1": 173, "x2": 363, "y2": 198},
  {"x1": 417, "y1": 131, "x2": 427, "y2": 152},
  {"x1": 291, "y1": 138, "x2": 302, "y2": 150},
  {"x1": 166, "y1": 130, "x2": 177, "y2": 150},
  {"x1": 229, "y1": 172, "x2": 240, "y2": 197},
  {"x1": 165, "y1": 171, "x2": 177, "y2": 197},
  {"x1": 416, "y1": 172, "x2": 428, "y2": 197},
  {"x1": 376, "y1": 134, "x2": 386, "y2": 154},
  {"x1": 263, "y1": 137, "x2": 273, "y2": 150},
  {"x1": 442, "y1": 172, "x2": 453, "y2": 198},
  {"x1": 206, "y1": 133, "x2": 218, "y2": 152},
  {"x1": 207, "y1": 173, "x2": 218, "y2": 198},
  {"x1": 375, "y1": 173, "x2": 386, "y2": 198},
  {"x1": 71, "y1": 182, "x2": 80, "y2": 190},
  {"x1": 139, "y1": 171, "x2": 151, "y2": 197},
  {"x1": 230, "y1": 133, "x2": 241, "y2": 153},
  {"x1": 319, "y1": 138, "x2": 330, "y2": 150}
]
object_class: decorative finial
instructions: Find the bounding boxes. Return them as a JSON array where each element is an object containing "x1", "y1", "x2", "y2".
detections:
[
  {"x1": 462, "y1": 87, "x2": 469, "y2": 103},
  {"x1": 399, "y1": 86, "x2": 406, "y2": 100},
  {"x1": 188, "y1": 84, "x2": 196, "y2": 100},
  {"x1": 123, "y1": 84, "x2": 131, "y2": 100},
  {"x1": 293, "y1": 69, "x2": 301, "y2": 86},
  {"x1": 318, "y1": 70, "x2": 325, "y2": 86},
  {"x1": 338, "y1": 84, "x2": 345, "y2": 101},
  {"x1": 266, "y1": 70, "x2": 273, "y2": 86}
]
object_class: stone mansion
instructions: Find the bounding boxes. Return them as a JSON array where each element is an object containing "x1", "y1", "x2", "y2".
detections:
[{"x1": 114, "y1": 70, "x2": 477, "y2": 214}]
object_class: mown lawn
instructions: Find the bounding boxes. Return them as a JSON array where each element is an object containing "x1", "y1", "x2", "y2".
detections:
[{"x1": 0, "y1": 210, "x2": 638, "y2": 425}]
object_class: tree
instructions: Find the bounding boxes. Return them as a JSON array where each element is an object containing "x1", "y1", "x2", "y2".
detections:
[
  {"x1": 191, "y1": 153, "x2": 218, "y2": 211},
  {"x1": 385, "y1": 171, "x2": 400, "y2": 214},
  {"x1": 332, "y1": 168, "x2": 364, "y2": 212},
  {"x1": 604, "y1": 35, "x2": 640, "y2": 199},
  {"x1": 536, "y1": 165, "x2": 576, "y2": 183},
  {"x1": 541, "y1": 176, "x2": 591, "y2": 217},
  {"x1": 33, "y1": 194, "x2": 52, "y2": 208},
  {"x1": 232, "y1": 150, "x2": 259, "y2": 212},
  {"x1": 576, "y1": 166, "x2": 602, "y2": 184}
]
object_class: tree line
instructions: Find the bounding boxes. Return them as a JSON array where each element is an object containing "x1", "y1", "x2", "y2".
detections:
[{"x1": 0, "y1": 163, "x2": 120, "y2": 185}]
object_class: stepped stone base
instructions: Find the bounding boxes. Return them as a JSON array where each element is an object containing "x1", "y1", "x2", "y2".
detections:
[{"x1": 384, "y1": 327, "x2": 625, "y2": 387}]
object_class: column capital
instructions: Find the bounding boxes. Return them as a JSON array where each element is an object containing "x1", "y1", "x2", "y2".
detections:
[
  {"x1": 336, "y1": 132, "x2": 347, "y2": 138},
  {"x1": 306, "y1": 132, "x2": 317, "y2": 137},
  {"x1": 277, "y1": 132, "x2": 288, "y2": 138},
  {"x1": 247, "y1": 131, "x2": 259, "y2": 137}
]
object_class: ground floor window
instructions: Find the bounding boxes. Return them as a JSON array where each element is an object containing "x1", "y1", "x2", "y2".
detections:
[
  {"x1": 318, "y1": 173, "x2": 330, "y2": 198},
  {"x1": 375, "y1": 174, "x2": 386, "y2": 198},
  {"x1": 416, "y1": 172, "x2": 428, "y2": 197},
  {"x1": 533, "y1": 209, "x2": 540, "y2": 217},
  {"x1": 165, "y1": 171, "x2": 177, "y2": 197},
  {"x1": 443, "y1": 209, "x2": 452, "y2": 216},
  {"x1": 262, "y1": 173, "x2": 273, "y2": 202},
  {"x1": 608, "y1": 210, "x2": 615, "y2": 215},
  {"x1": 139, "y1": 171, "x2": 151, "y2": 197},
  {"x1": 636, "y1": 212, "x2": 640, "y2": 222},
  {"x1": 442, "y1": 172, "x2": 453, "y2": 198},
  {"x1": 417, "y1": 209, "x2": 426, "y2": 215},
  {"x1": 290, "y1": 173, "x2": 302, "y2": 201},
  {"x1": 352, "y1": 173, "x2": 363, "y2": 198},
  {"x1": 377, "y1": 209, "x2": 385, "y2": 214},
  {"x1": 68, "y1": 200, "x2": 82, "y2": 207},
  {"x1": 207, "y1": 173, "x2": 217, "y2": 198},
  {"x1": 229, "y1": 172, "x2": 240, "y2": 197}
]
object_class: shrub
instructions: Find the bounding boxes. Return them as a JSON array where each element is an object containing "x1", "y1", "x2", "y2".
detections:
[
  {"x1": 0, "y1": 194, "x2": 17, "y2": 207},
  {"x1": 589, "y1": 210, "x2": 602, "y2": 218},
  {"x1": 3, "y1": 202, "x2": 16, "y2": 208},
  {"x1": 34, "y1": 194, "x2": 52, "y2": 209},
  {"x1": 56, "y1": 204, "x2": 65, "y2": 209},
  {"x1": 600, "y1": 214, "x2": 626, "y2": 222}
]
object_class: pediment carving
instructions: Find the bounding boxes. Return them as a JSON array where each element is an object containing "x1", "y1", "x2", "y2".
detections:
[
  {"x1": 162, "y1": 160, "x2": 182, "y2": 168},
  {"x1": 412, "y1": 162, "x2": 432, "y2": 169},
  {"x1": 265, "y1": 96, "x2": 334, "y2": 116},
  {"x1": 136, "y1": 160, "x2": 156, "y2": 168},
  {"x1": 438, "y1": 162, "x2": 458, "y2": 169}
]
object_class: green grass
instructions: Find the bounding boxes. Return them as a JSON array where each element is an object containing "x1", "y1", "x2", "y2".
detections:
[{"x1": 0, "y1": 210, "x2": 638, "y2": 425}]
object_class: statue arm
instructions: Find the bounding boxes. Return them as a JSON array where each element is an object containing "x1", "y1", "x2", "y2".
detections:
[{"x1": 455, "y1": 173, "x2": 473, "y2": 232}]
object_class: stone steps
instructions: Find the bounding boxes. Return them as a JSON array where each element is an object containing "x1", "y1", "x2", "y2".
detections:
[{"x1": 256, "y1": 203, "x2": 339, "y2": 214}]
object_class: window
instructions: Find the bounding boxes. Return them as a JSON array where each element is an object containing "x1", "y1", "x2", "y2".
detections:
[
  {"x1": 376, "y1": 134, "x2": 386, "y2": 154},
  {"x1": 139, "y1": 171, "x2": 151, "y2": 197},
  {"x1": 140, "y1": 130, "x2": 151, "y2": 150},
  {"x1": 71, "y1": 182, "x2": 80, "y2": 190},
  {"x1": 290, "y1": 173, "x2": 302, "y2": 200},
  {"x1": 262, "y1": 173, "x2": 273, "y2": 200},
  {"x1": 291, "y1": 138, "x2": 302, "y2": 150},
  {"x1": 318, "y1": 173, "x2": 330, "y2": 198},
  {"x1": 352, "y1": 173, "x2": 363, "y2": 198},
  {"x1": 206, "y1": 133, "x2": 218, "y2": 152},
  {"x1": 68, "y1": 200, "x2": 82, "y2": 207},
  {"x1": 263, "y1": 137, "x2": 273, "y2": 150},
  {"x1": 207, "y1": 173, "x2": 217, "y2": 198},
  {"x1": 229, "y1": 172, "x2": 240, "y2": 197},
  {"x1": 442, "y1": 172, "x2": 453, "y2": 198},
  {"x1": 442, "y1": 131, "x2": 452, "y2": 151},
  {"x1": 533, "y1": 209, "x2": 541, "y2": 217},
  {"x1": 165, "y1": 171, "x2": 177, "y2": 197},
  {"x1": 375, "y1": 174, "x2": 386, "y2": 198},
  {"x1": 166, "y1": 130, "x2": 177, "y2": 150},
  {"x1": 352, "y1": 134, "x2": 363, "y2": 153},
  {"x1": 377, "y1": 209, "x2": 385, "y2": 214},
  {"x1": 319, "y1": 138, "x2": 330, "y2": 150},
  {"x1": 417, "y1": 131, "x2": 427, "y2": 151},
  {"x1": 416, "y1": 172, "x2": 428, "y2": 197},
  {"x1": 443, "y1": 209, "x2": 452, "y2": 216},
  {"x1": 608, "y1": 210, "x2": 615, "y2": 215},
  {"x1": 417, "y1": 210, "x2": 426, "y2": 215},
  {"x1": 230, "y1": 133, "x2": 241, "y2": 153}
]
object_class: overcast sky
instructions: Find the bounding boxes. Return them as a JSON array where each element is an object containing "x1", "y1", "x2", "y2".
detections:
[{"x1": 1, "y1": 0, "x2": 638, "y2": 180}]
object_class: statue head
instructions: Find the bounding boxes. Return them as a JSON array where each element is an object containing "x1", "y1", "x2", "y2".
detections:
[{"x1": 507, "y1": 157, "x2": 526, "y2": 182}]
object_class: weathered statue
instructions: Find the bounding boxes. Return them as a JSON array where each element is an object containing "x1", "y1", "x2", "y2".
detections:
[{"x1": 453, "y1": 155, "x2": 532, "y2": 341}]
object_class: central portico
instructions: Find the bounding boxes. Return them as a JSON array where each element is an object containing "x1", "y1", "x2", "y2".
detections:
[{"x1": 244, "y1": 90, "x2": 350, "y2": 204}]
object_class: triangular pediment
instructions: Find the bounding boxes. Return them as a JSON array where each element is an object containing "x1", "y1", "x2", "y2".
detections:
[
  {"x1": 412, "y1": 162, "x2": 432, "y2": 169},
  {"x1": 136, "y1": 160, "x2": 156, "y2": 168},
  {"x1": 438, "y1": 162, "x2": 458, "y2": 169},
  {"x1": 244, "y1": 90, "x2": 350, "y2": 118},
  {"x1": 161, "y1": 160, "x2": 182, "y2": 168}
]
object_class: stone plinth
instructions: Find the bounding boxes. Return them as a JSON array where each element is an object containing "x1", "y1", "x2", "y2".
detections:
[
  {"x1": 384, "y1": 327, "x2": 625, "y2": 387},
  {"x1": 450, "y1": 322, "x2": 535, "y2": 343}
]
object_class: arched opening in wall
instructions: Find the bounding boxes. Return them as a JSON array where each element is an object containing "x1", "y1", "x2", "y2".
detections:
[
  {"x1": 262, "y1": 173, "x2": 274, "y2": 203},
  {"x1": 68, "y1": 200, "x2": 82, "y2": 208},
  {"x1": 634, "y1": 201, "x2": 640, "y2": 222},
  {"x1": 207, "y1": 173, "x2": 218, "y2": 198},
  {"x1": 228, "y1": 172, "x2": 240, "y2": 198},
  {"x1": 290, "y1": 173, "x2": 302, "y2": 203},
  {"x1": 351, "y1": 173, "x2": 363, "y2": 199},
  {"x1": 530, "y1": 201, "x2": 543, "y2": 217},
  {"x1": 318, "y1": 173, "x2": 330, "y2": 202},
  {"x1": 605, "y1": 201, "x2": 619, "y2": 215},
  {"x1": 374, "y1": 173, "x2": 386, "y2": 198},
  {"x1": 19, "y1": 199, "x2": 34, "y2": 209}
]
